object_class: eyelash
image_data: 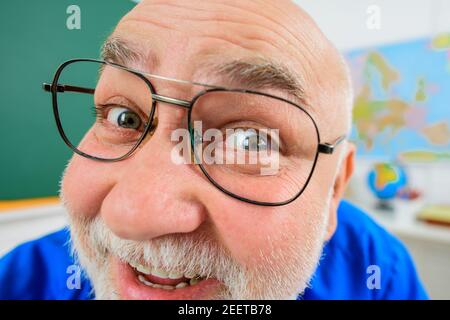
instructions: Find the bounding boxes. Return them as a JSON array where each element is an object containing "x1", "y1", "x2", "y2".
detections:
[
  {"x1": 93, "y1": 104, "x2": 148, "y2": 128},
  {"x1": 91, "y1": 105, "x2": 286, "y2": 154},
  {"x1": 220, "y1": 122, "x2": 284, "y2": 153}
]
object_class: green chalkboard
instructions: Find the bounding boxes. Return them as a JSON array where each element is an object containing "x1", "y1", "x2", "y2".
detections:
[{"x1": 0, "y1": 0, "x2": 135, "y2": 200}]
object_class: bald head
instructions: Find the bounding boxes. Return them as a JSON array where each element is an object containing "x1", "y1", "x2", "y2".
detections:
[
  {"x1": 65, "y1": 0, "x2": 356, "y2": 300},
  {"x1": 110, "y1": 0, "x2": 352, "y2": 138}
]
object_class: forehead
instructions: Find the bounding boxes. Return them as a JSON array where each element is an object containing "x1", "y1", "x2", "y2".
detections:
[
  {"x1": 118, "y1": 0, "x2": 309, "y2": 55},
  {"x1": 102, "y1": 36, "x2": 308, "y2": 105},
  {"x1": 113, "y1": 0, "x2": 314, "y2": 81},
  {"x1": 106, "y1": 0, "x2": 346, "y2": 135}
]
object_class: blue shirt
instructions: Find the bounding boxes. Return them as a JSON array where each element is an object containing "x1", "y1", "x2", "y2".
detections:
[{"x1": 0, "y1": 201, "x2": 428, "y2": 300}]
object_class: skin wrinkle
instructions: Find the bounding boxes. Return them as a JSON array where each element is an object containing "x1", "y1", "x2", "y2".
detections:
[
  {"x1": 121, "y1": 17, "x2": 283, "y2": 60},
  {"x1": 121, "y1": 2, "x2": 308, "y2": 66},
  {"x1": 120, "y1": 15, "x2": 303, "y2": 74},
  {"x1": 63, "y1": 0, "x2": 355, "y2": 300},
  {"x1": 139, "y1": 1, "x2": 340, "y2": 67},
  {"x1": 119, "y1": 3, "x2": 350, "y2": 138},
  {"x1": 191, "y1": 0, "x2": 338, "y2": 92},
  {"x1": 142, "y1": 0, "x2": 311, "y2": 56},
  {"x1": 207, "y1": 59, "x2": 307, "y2": 104},
  {"x1": 101, "y1": 38, "x2": 310, "y2": 109},
  {"x1": 132, "y1": 3, "x2": 294, "y2": 50},
  {"x1": 101, "y1": 37, "x2": 142, "y2": 66}
]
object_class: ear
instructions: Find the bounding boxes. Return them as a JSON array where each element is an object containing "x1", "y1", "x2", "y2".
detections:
[{"x1": 324, "y1": 142, "x2": 356, "y2": 241}]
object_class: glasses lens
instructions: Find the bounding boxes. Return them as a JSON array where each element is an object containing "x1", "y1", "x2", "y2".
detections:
[
  {"x1": 55, "y1": 60, "x2": 154, "y2": 160},
  {"x1": 190, "y1": 91, "x2": 319, "y2": 204}
]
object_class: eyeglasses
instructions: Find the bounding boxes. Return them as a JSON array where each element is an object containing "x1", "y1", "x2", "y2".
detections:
[{"x1": 43, "y1": 59, "x2": 345, "y2": 206}]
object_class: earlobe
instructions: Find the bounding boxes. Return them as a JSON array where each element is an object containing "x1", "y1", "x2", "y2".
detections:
[
  {"x1": 325, "y1": 142, "x2": 356, "y2": 240},
  {"x1": 324, "y1": 201, "x2": 338, "y2": 241},
  {"x1": 333, "y1": 142, "x2": 356, "y2": 200}
]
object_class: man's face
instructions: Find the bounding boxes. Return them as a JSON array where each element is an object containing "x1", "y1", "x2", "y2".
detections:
[{"x1": 61, "y1": 0, "x2": 353, "y2": 299}]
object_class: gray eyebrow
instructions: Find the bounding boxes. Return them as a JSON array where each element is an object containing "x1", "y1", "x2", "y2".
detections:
[
  {"x1": 101, "y1": 36, "x2": 149, "y2": 66},
  {"x1": 101, "y1": 36, "x2": 308, "y2": 106},
  {"x1": 205, "y1": 58, "x2": 308, "y2": 106}
]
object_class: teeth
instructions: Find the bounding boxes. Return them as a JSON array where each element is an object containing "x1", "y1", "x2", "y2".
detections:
[
  {"x1": 138, "y1": 274, "x2": 146, "y2": 282},
  {"x1": 175, "y1": 282, "x2": 189, "y2": 289},
  {"x1": 132, "y1": 263, "x2": 174, "y2": 279},
  {"x1": 175, "y1": 282, "x2": 188, "y2": 289},
  {"x1": 162, "y1": 285, "x2": 175, "y2": 290},
  {"x1": 133, "y1": 263, "x2": 203, "y2": 288},
  {"x1": 168, "y1": 271, "x2": 184, "y2": 279},
  {"x1": 137, "y1": 275, "x2": 176, "y2": 290},
  {"x1": 138, "y1": 275, "x2": 153, "y2": 287},
  {"x1": 189, "y1": 277, "x2": 200, "y2": 286},
  {"x1": 151, "y1": 267, "x2": 169, "y2": 278},
  {"x1": 184, "y1": 271, "x2": 196, "y2": 279},
  {"x1": 136, "y1": 264, "x2": 152, "y2": 275}
]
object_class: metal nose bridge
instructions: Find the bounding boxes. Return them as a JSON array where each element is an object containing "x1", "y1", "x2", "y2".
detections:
[{"x1": 151, "y1": 93, "x2": 192, "y2": 109}]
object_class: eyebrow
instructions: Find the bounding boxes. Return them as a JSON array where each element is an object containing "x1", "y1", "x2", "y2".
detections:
[
  {"x1": 101, "y1": 36, "x2": 308, "y2": 106},
  {"x1": 101, "y1": 36, "x2": 146, "y2": 66},
  {"x1": 205, "y1": 58, "x2": 307, "y2": 106}
]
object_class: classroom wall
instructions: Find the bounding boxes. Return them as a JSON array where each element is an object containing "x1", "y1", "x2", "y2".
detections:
[
  {"x1": 2, "y1": 0, "x2": 449, "y2": 200},
  {"x1": 296, "y1": 0, "x2": 450, "y2": 50},
  {"x1": 1, "y1": 0, "x2": 449, "y2": 299},
  {"x1": 296, "y1": 0, "x2": 450, "y2": 205},
  {"x1": 0, "y1": 0, "x2": 135, "y2": 200}
]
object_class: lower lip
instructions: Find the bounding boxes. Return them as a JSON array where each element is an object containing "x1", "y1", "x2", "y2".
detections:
[{"x1": 111, "y1": 257, "x2": 222, "y2": 300}]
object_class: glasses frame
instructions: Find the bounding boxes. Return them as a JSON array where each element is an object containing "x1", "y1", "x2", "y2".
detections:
[{"x1": 43, "y1": 58, "x2": 346, "y2": 206}]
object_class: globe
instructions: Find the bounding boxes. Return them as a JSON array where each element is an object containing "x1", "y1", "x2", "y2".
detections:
[{"x1": 367, "y1": 163, "x2": 407, "y2": 201}]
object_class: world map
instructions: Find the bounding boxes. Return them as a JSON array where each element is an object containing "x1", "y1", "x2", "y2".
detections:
[{"x1": 346, "y1": 34, "x2": 450, "y2": 161}]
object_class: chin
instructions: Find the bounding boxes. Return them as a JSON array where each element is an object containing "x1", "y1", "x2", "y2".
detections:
[{"x1": 66, "y1": 201, "x2": 328, "y2": 300}]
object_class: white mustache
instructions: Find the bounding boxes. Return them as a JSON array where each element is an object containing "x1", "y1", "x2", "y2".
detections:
[
  {"x1": 71, "y1": 215, "x2": 251, "y2": 299},
  {"x1": 93, "y1": 217, "x2": 239, "y2": 279},
  {"x1": 64, "y1": 186, "x2": 334, "y2": 299}
]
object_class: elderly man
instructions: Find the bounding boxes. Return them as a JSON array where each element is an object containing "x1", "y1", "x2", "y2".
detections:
[{"x1": 0, "y1": 0, "x2": 426, "y2": 300}]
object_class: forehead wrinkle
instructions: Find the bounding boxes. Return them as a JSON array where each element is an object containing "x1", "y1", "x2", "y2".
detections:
[
  {"x1": 124, "y1": 1, "x2": 322, "y2": 72},
  {"x1": 121, "y1": 14, "x2": 295, "y2": 62},
  {"x1": 131, "y1": 1, "x2": 295, "y2": 51},
  {"x1": 197, "y1": 56, "x2": 309, "y2": 108},
  {"x1": 118, "y1": 1, "x2": 318, "y2": 103},
  {"x1": 205, "y1": 0, "x2": 316, "y2": 53},
  {"x1": 101, "y1": 36, "x2": 310, "y2": 111},
  {"x1": 101, "y1": 36, "x2": 159, "y2": 69},
  {"x1": 139, "y1": 0, "x2": 311, "y2": 48}
]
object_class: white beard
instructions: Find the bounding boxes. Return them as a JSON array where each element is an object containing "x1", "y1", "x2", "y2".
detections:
[{"x1": 64, "y1": 190, "x2": 332, "y2": 300}]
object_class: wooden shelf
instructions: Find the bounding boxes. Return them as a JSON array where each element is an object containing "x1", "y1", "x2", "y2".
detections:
[{"x1": 0, "y1": 197, "x2": 60, "y2": 213}]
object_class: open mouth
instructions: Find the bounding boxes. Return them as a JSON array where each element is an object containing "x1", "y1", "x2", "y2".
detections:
[
  {"x1": 112, "y1": 257, "x2": 221, "y2": 299},
  {"x1": 130, "y1": 261, "x2": 206, "y2": 290}
]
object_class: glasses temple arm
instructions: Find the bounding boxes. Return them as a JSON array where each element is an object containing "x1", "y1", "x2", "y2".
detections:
[
  {"x1": 318, "y1": 135, "x2": 347, "y2": 154},
  {"x1": 42, "y1": 80, "x2": 345, "y2": 155},
  {"x1": 42, "y1": 83, "x2": 95, "y2": 94}
]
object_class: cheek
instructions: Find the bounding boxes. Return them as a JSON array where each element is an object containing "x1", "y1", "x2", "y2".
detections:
[
  {"x1": 314, "y1": 156, "x2": 339, "y2": 190},
  {"x1": 210, "y1": 200, "x2": 322, "y2": 269},
  {"x1": 61, "y1": 155, "x2": 115, "y2": 218}
]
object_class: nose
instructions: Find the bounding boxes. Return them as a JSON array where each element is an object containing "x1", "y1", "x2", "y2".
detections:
[{"x1": 100, "y1": 107, "x2": 208, "y2": 241}]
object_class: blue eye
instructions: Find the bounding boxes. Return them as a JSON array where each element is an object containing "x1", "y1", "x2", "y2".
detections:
[
  {"x1": 229, "y1": 129, "x2": 268, "y2": 152},
  {"x1": 107, "y1": 107, "x2": 142, "y2": 130}
]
